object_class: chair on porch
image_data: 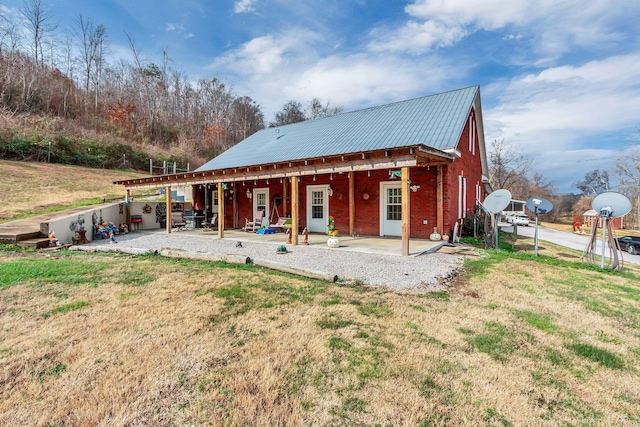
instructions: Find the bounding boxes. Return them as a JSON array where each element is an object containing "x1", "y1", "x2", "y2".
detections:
[
  {"x1": 171, "y1": 212, "x2": 186, "y2": 231},
  {"x1": 202, "y1": 214, "x2": 218, "y2": 231},
  {"x1": 243, "y1": 210, "x2": 264, "y2": 232},
  {"x1": 269, "y1": 217, "x2": 292, "y2": 232}
]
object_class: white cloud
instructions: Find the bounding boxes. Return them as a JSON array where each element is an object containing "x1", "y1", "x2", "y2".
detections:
[
  {"x1": 166, "y1": 23, "x2": 184, "y2": 32},
  {"x1": 212, "y1": 35, "x2": 286, "y2": 74},
  {"x1": 370, "y1": 0, "x2": 636, "y2": 60},
  {"x1": 234, "y1": 0, "x2": 257, "y2": 14},
  {"x1": 209, "y1": 27, "x2": 459, "y2": 118},
  {"x1": 369, "y1": 20, "x2": 467, "y2": 53}
]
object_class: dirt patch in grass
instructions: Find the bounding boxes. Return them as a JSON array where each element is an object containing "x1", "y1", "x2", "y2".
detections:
[{"x1": 1, "y1": 247, "x2": 639, "y2": 426}]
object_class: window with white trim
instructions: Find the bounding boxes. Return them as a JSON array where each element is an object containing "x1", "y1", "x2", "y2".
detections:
[
  {"x1": 469, "y1": 116, "x2": 476, "y2": 155},
  {"x1": 458, "y1": 175, "x2": 467, "y2": 219}
]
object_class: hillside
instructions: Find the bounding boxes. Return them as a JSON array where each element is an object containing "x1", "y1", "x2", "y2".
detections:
[{"x1": 0, "y1": 160, "x2": 149, "y2": 223}]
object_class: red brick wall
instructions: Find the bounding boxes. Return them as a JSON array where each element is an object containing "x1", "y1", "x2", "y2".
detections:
[{"x1": 442, "y1": 108, "x2": 485, "y2": 238}]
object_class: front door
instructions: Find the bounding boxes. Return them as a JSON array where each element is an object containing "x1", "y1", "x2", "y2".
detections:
[
  {"x1": 380, "y1": 182, "x2": 402, "y2": 236},
  {"x1": 306, "y1": 185, "x2": 329, "y2": 233},
  {"x1": 253, "y1": 188, "x2": 269, "y2": 227}
]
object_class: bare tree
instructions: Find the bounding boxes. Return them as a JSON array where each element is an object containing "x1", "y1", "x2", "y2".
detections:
[
  {"x1": 488, "y1": 138, "x2": 532, "y2": 193},
  {"x1": 306, "y1": 97, "x2": 343, "y2": 120},
  {"x1": 574, "y1": 169, "x2": 610, "y2": 196},
  {"x1": 232, "y1": 96, "x2": 264, "y2": 140},
  {"x1": 616, "y1": 147, "x2": 640, "y2": 230},
  {"x1": 0, "y1": 11, "x2": 22, "y2": 55},
  {"x1": 20, "y1": 0, "x2": 57, "y2": 68},
  {"x1": 76, "y1": 15, "x2": 108, "y2": 110},
  {"x1": 270, "y1": 100, "x2": 305, "y2": 127}
]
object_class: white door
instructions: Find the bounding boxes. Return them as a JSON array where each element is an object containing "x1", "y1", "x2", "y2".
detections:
[
  {"x1": 253, "y1": 188, "x2": 269, "y2": 227},
  {"x1": 211, "y1": 190, "x2": 218, "y2": 214},
  {"x1": 306, "y1": 185, "x2": 329, "y2": 233},
  {"x1": 380, "y1": 182, "x2": 402, "y2": 236}
]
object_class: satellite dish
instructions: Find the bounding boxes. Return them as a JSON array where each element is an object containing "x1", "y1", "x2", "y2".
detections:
[
  {"x1": 526, "y1": 197, "x2": 554, "y2": 256},
  {"x1": 591, "y1": 192, "x2": 632, "y2": 218},
  {"x1": 526, "y1": 197, "x2": 554, "y2": 215},
  {"x1": 482, "y1": 189, "x2": 512, "y2": 214},
  {"x1": 480, "y1": 189, "x2": 511, "y2": 250}
]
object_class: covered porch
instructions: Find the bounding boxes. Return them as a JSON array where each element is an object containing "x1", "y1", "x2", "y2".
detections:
[{"x1": 115, "y1": 145, "x2": 455, "y2": 256}]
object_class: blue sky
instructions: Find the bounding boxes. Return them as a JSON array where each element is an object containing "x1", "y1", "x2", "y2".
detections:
[{"x1": 2, "y1": 0, "x2": 640, "y2": 193}]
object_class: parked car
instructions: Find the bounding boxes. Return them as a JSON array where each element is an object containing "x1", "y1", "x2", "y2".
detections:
[
  {"x1": 512, "y1": 214, "x2": 530, "y2": 226},
  {"x1": 615, "y1": 236, "x2": 640, "y2": 255}
]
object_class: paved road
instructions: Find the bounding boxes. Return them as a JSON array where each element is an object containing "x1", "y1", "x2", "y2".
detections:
[{"x1": 504, "y1": 224, "x2": 640, "y2": 266}]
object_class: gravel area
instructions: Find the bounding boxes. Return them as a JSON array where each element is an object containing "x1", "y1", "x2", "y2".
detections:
[{"x1": 89, "y1": 231, "x2": 464, "y2": 293}]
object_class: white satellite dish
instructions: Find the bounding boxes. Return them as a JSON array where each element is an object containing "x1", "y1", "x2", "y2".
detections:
[
  {"x1": 591, "y1": 192, "x2": 632, "y2": 218},
  {"x1": 482, "y1": 189, "x2": 512, "y2": 214},
  {"x1": 587, "y1": 192, "x2": 632, "y2": 269},
  {"x1": 526, "y1": 197, "x2": 554, "y2": 256},
  {"x1": 526, "y1": 197, "x2": 554, "y2": 215},
  {"x1": 480, "y1": 189, "x2": 512, "y2": 249}
]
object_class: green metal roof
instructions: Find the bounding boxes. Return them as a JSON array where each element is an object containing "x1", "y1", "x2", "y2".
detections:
[{"x1": 196, "y1": 86, "x2": 480, "y2": 172}]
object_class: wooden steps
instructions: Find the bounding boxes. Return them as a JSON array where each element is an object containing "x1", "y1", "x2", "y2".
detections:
[
  {"x1": 0, "y1": 231, "x2": 42, "y2": 245},
  {"x1": 16, "y1": 237, "x2": 51, "y2": 249}
]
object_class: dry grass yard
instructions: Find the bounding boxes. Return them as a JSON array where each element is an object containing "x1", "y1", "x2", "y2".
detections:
[
  {"x1": 0, "y1": 160, "x2": 147, "y2": 223},
  {"x1": 1, "y1": 235, "x2": 640, "y2": 426}
]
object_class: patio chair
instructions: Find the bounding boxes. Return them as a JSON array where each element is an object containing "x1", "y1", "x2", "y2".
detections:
[
  {"x1": 202, "y1": 214, "x2": 218, "y2": 231},
  {"x1": 243, "y1": 209, "x2": 264, "y2": 232},
  {"x1": 269, "y1": 217, "x2": 292, "y2": 232},
  {"x1": 171, "y1": 212, "x2": 186, "y2": 231}
]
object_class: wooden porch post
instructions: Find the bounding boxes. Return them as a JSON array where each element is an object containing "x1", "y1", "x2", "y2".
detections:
[
  {"x1": 125, "y1": 189, "x2": 131, "y2": 227},
  {"x1": 401, "y1": 167, "x2": 410, "y2": 256},
  {"x1": 165, "y1": 186, "x2": 172, "y2": 234},
  {"x1": 349, "y1": 172, "x2": 355, "y2": 236},
  {"x1": 283, "y1": 178, "x2": 288, "y2": 217},
  {"x1": 217, "y1": 182, "x2": 224, "y2": 239},
  {"x1": 232, "y1": 183, "x2": 238, "y2": 229},
  {"x1": 291, "y1": 177, "x2": 299, "y2": 245},
  {"x1": 437, "y1": 165, "x2": 443, "y2": 235}
]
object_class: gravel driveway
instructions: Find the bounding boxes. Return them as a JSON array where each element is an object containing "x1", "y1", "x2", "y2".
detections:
[{"x1": 89, "y1": 231, "x2": 463, "y2": 293}]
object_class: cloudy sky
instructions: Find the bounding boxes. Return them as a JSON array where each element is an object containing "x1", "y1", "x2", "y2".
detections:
[{"x1": 2, "y1": 0, "x2": 639, "y2": 192}]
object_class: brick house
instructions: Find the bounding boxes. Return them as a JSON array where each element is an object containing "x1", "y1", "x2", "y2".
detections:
[{"x1": 115, "y1": 86, "x2": 490, "y2": 255}]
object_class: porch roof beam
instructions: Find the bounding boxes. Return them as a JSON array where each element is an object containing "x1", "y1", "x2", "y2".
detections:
[{"x1": 115, "y1": 145, "x2": 452, "y2": 190}]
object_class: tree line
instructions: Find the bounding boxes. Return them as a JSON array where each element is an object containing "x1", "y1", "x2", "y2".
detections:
[{"x1": 0, "y1": 0, "x2": 339, "y2": 168}]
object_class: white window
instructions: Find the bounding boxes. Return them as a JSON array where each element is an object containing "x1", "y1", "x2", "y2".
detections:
[
  {"x1": 469, "y1": 116, "x2": 476, "y2": 155},
  {"x1": 458, "y1": 175, "x2": 467, "y2": 219}
]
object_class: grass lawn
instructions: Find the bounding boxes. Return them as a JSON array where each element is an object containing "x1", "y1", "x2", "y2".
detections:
[
  {"x1": 0, "y1": 160, "x2": 148, "y2": 223},
  {"x1": 1, "y1": 234, "x2": 640, "y2": 426}
]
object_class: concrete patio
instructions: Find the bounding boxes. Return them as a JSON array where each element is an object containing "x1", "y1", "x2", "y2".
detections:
[{"x1": 169, "y1": 228, "x2": 447, "y2": 257}]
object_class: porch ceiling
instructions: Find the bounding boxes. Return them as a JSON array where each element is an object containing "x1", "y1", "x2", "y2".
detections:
[{"x1": 114, "y1": 145, "x2": 454, "y2": 190}]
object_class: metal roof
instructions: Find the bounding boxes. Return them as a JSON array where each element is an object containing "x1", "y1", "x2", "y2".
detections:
[{"x1": 196, "y1": 86, "x2": 480, "y2": 172}]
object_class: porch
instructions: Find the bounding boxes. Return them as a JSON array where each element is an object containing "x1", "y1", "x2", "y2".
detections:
[{"x1": 167, "y1": 228, "x2": 446, "y2": 257}]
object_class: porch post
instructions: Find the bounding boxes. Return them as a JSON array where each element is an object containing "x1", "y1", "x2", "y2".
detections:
[
  {"x1": 291, "y1": 176, "x2": 299, "y2": 245},
  {"x1": 232, "y1": 183, "x2": 238, "y2": 229},
  {"x1": 401, "y1": 167, "x2": 410, "y2": 256},
  {"x1": 437, "y1": 165, "x2": 443, "y2": 235},
  {"x1": 125, "y1": 189, "x2": 131, "y2": 227},
  {"x1": 165, "y1": 186, "x2": 172, "y2": 234},
  {"x1": 283, "y1": 178, "x2": 288, "y2": 217},
  {"x1": 217, "y1": 182, "x2": 224, "y2": 239},
  {"x1": 349, "y1": 172, "x2": 355, "y2": 236}
]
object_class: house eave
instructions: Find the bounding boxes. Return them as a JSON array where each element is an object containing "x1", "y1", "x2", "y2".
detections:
[{"x1": 114, "y1": 145, "x2": 454, "y2": 190}]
